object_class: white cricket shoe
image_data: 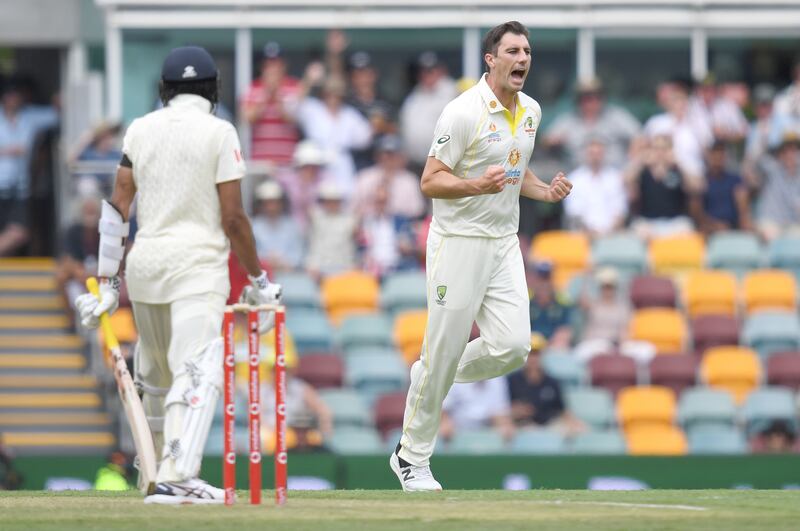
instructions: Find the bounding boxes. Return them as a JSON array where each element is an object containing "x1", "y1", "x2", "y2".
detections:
[
  {"x1": 389, "y1": 450, "x2": 442, "y2": 492},
  {"x1": 144, "y1": 478, "x2": 225, "y2": 505}
]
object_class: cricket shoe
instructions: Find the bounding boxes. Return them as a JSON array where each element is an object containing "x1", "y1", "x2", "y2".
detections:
[
  {"x1": 144, "y1": 478, "x2": 225, "y2": 505},
  {"x1": 389, "y1": 445, "x2": 442, "y2": 492}
]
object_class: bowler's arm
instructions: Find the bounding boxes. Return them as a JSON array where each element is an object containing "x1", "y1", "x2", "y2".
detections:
[
  {"x1": 520, "y1": 167, "x2": 572, "y2": 202},
  {"x1": 420, "y1": 157, "x2": 502, "y2": 199}
]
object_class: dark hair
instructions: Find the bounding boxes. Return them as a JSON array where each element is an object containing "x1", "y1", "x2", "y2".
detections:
[
  {"x1": 158, "y1": 77, "x2": 219, "y2": 107},
  {"x1": 482, "y1": 21, "x2": 529, "y2": 57}
]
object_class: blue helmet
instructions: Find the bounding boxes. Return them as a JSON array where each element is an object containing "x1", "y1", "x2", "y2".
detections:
[{"x1": 161, "y1": 46, "x2": 218, "y2": 83}]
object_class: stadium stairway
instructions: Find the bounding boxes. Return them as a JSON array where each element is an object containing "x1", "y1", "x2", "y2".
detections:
[{"x1": 0, "y1": 258, "x2": 114, "y2": 455}]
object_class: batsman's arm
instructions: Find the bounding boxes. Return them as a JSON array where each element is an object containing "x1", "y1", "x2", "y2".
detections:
[
  {"x1": 217, "y1": 179, "x2": 263, "y2": 278},
  {"x1": 110, "y1": 164, "x2": 136, "y2": 220}
]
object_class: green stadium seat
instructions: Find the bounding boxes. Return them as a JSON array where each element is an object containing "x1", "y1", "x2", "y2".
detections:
[
  {"x1": 592, "y1": 234, "x2": 648, "y2": 280},
  {"x1": 381, "y1": 271, "x2": 427, "y2": 315},
  {"x1": 510, "y1": 429, "x2": 566, "y2": 454},
  {"x1": 336, "y1": 313, "x2": 393, "y2": 351},
  {"x1": 742, "y1": 387, "x2": 798, "y2": 436},
  {"x1": 571, "y1": 430, "x2": 627, "y2": 454},
  {"x1": 346, "y1": 354, "x2": 408, "y2": 405},
  {"x1": 541, "y1": 352, "x2": 585, "y2": 388},
  {"x1": 741, "y1": 311, "x2": 800, "y2": 360},
  {"x1": 566, "y1": 388, "x2": 616, "y2": 429},
  {"x1": 343, "y1": 345, "x2": 403, "y2": 359},
  {"x1": 447, "y1": 429, "x2": 506, "y2": 454},
  {"x1": 677, "y1": 387, "x2": 737, "y2": 430},
  {"x1": 768, "y1": 235, "x2": 800, "y2": 282},
  {"x1": 318, "y1": 389, "x2": 372, "y2": 428},
  {"x1": 327, "y1": 426, "x2": 383, "y2": 454},
  {"x1": 286, "y1": 308, "x2": 334, "y2": 353},
  {"x1": 707, "y1": 231, "x2": 763, "y2": 277},
  {"x1": 273, "y1": 272, "x2": 321, "y2": 309},
  {"x1": 687, "y1": 424, "x2": 747, "y2": 454}
]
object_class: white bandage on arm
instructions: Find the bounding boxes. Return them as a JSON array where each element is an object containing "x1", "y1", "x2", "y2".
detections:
[{"x1": 97, "y1": 199, "x2": 130, "y2": 277}]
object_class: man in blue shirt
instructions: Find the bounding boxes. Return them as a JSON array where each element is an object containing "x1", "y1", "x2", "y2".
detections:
[{"x1": 528, "y1": 261, "x2": 572, "y2": 349}]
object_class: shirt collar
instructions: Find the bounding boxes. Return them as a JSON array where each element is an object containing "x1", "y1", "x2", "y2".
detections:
[
  {"x1": 168, "y1": 93, "x2": 212, "y2": 113},
  {"x1": 478, "y1": 73, "x2": 506, "y2": 114}
]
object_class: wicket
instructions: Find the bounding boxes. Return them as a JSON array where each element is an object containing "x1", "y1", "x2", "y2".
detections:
[{"x1": 222, "y1": 304, "x2": 287, "y2": 506}]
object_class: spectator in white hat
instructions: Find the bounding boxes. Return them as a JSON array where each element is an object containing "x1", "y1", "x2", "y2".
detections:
[
  {"x1": 276, "y1": 140, "x2": 331, "y2": 232},
  {"x1": 251, "y1": 180, "x2": 305, "y2": 272}
]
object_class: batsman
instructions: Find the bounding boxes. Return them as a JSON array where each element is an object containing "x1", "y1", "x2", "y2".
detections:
[{"x1": 75, "y1": 46, "x2": 281, "y2": 504}]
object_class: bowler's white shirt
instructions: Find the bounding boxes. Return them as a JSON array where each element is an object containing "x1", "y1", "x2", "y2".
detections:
[
  {"x1": 564, "y1": 165, "x2": 627, "y2": 234},
  {"x1": 122, "y1": 94, "x2": 246, "y2": 303},
  {"x1": 428, "y1": 73, "x2": 541, "y2": 238}
]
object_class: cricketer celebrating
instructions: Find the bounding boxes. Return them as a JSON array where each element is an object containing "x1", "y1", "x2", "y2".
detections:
[
  {"x1": 390, "y1": 22, "x2": 572, "y2": 491},
  {"x1": 75, "y1": 46, "x2": 281, "y2": 504}
]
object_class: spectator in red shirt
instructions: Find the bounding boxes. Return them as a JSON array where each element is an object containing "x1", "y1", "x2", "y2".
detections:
[{"x1": 241, "y1": 42, "x2": 304, "y2": 168}]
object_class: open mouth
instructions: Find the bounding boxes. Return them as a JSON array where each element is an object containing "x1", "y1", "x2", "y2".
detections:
[{"x1": 510, "y1": 68, "x2": 526, "y2": 83}]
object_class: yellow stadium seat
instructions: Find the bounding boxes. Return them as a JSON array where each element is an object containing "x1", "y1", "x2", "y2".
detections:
[
  {"x1": 529, "y1": 231, "x2": 590, "y2": 290},
  {"x1": 701, "y1": 346, "x2": 761, "y2": 404},
  {"x1": 742, "y1": 269, "x2": 797, "y2": 314},
  {"x1": 321, "y1": 271, "x2": 380, "y2": 324},
  {"x1": 234, "y1": 328, "x2": 299, "y2": 383},
  {"x1": 628, "y1": 308, "x2": 687, "y2": 354},
  {"x1": 626, "y1": 425, "x2": 688, "y2": 456},
  {"x1": 617, "y1": 385, "x2": 677, "y2": 432},
  {"x1": 683, "y1": 270, "x2": 738, "y2": 317},
  {"x1": 394, "y1": 310, "x2": 427, "y2": 365},
  {"x1": 650, "y1": 233, "x2": 705, "y2": 278}
]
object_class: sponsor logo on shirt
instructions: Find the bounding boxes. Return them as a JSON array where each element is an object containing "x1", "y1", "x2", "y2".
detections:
[
  {"x1": 487, "y1": 123, "x2": 502, "y2": 143},
  {"x1": 524, "y1": 116, "x2": 536, "y2": 137},
  {"x1": 507, "y1": 148, "x2": 521, "y2": 167},
  {"x1": 437, "y1": 135, "x2": 451, "y2": 145},
  {"x1": 489, "y1": 122, "x2": 497, "y2": 132}
]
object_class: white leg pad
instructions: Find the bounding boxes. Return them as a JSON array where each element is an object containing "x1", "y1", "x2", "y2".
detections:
[{"x1": 164, "y1": 338, "x2": 224, "y2": 480}]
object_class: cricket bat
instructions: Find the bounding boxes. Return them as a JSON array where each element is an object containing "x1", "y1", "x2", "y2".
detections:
[{"x1": 87, "y1": 277, "x2": 158, "y2": 495}]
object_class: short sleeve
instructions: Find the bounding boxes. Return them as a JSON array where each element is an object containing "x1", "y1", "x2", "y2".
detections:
[
  {"x1": 121, "y1": 119, "x2": 139, "y2": 159},
  {"x1": 428, "y1": 103, "x2": 471, "y2": 171},
  {"x1": 216, "y1": 125, "x2": 247, "y2": 184}
]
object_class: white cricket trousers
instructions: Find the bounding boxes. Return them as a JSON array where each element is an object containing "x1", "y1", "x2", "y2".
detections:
[
  {"x1": 132, "y1": 292, "x2": 226, "y2": 482},
  {"x1": 398, "y1": 232, "x2": 531, "y2": 466}
]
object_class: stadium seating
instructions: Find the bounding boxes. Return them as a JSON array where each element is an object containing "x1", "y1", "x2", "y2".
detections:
[
  {"x1": 768, "y1": 235, "x2": 800, "y2": 281},
  {"x1": 565, "y1": 388, "x2": 616, "y2": 429},
  {"x1": 541, "y1": 351, "x2": 585, "y2": 388},
  {"x1": 677, "y1": 387, "x2": 737, "y2": 430},
  {"x1": 625, "y1": 425, "x2": 688, "y2": 455},
  {"x1": 374, "y1": 391, "x2": 406, "y2": 438},
  {"x1": 742, "y1": 269, "x2": 798, "y2": 314},
  {"x1": 628, "y1": 308, "x2": 687, "y2": 354},
  {"x1": 335, "y1": 313, "x2": 393, "y2": 351},
  {"x1": 649, "y1": 233, "x2": 705, "y2": 278},
  {"x1": 381, "y1": 270, "x2": 427, "y2": 315},
  {"x1": 273, "y1": 271, "x2": 321, "y2": 309},
  {"x1": 700, "y1": 346, "x2": 761, "y2": 404},
  {"x1": 327, "y1": 426, "x2": 383, "y2": 454},
  {"x1": 591, "y1": 234, "x2": 648, "y2": 281},
  {"x1": 617, "y1": 385, "x2": 677, "y2": 432},
  {"x1": 687, "y1": 424, "x2": 747, "y2": 454},
  {"x1": 447, "y1": 429, "x2": 506, "y2": 454},
  {"x1": 766, "y1": 352, "x2": 800, "y2": 391},
  {"x1": 682, "y1": 270, "x2": 738, "y2": 317},
  {"x1": 321, "y1": 271, "x2": 380, "y2": 323},
  {"x1": 589, "y1": 354, "x2": 637, "y2": 397},
  {"x1": 393, "y1": 310, "x2": 427, "y2": 365},
  {"x1": 742, "y1": 387, "x2": 798, "y2": 436},
  {"x1": 741, "y1": 311, "x2": 800, "y2": 360},
  {"x1": 296, "y1": 354, "x2": 343, "y2": 389},
  {"x1": 691, "y1": 315, "x2": 740, "y2": 356},
  {"x1": 629, "y1": 275, "x2": 677, "y2": 309},
  {"x1": 345, "y1": 353, "x2": 407, "y2": 405},
  {"x1": 529, "y1": 231, "x2": 590, "y2": 289},
  {"x1": 570, "y1": 430, "x2": 627, "y2": 455},
  {"x1": 510, "y1": 429, "x2": 565, "y2": 454},
  {"x1": 707, "y1": 231, "x2": 763, "y2": 278},
  {"x1": 649, "y1": 355, "x2": 698, "y2": 397},
  {"x1": 285, "y1": 308, "x2": 334, "y2": 353},
  {"x1": 318, "y1": 389, "x2": 372, "y2": 428}
]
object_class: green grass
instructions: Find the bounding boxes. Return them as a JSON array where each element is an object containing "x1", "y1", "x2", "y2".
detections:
[{"x1": 2, "y1": 490, "x2": 800, "y2": 530}]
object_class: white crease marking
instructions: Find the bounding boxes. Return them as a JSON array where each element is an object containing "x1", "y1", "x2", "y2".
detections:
[{"x1": 539, "y1": 500, "x2": 708, "y2": 511}]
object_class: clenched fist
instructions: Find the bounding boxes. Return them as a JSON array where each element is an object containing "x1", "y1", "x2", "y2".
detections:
[
  {"x1": 545, "y1": 172, "x2": 573, "y2": 203},
  {"x1": 475, "y1": 165, "x2": 507, "y2": 195}
]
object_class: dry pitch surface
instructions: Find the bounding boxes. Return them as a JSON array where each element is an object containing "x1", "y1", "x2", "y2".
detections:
[{"x1": 2, "y1": 490, "x2": 800, "y2": 530}]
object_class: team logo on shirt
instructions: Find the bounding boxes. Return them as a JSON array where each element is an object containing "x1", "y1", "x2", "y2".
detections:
[
  {"x1": 436, "y1": 285, "x2": 447, "y2": 305},
  {"x1": 437, "y1": 135, "x2": 451, "y2": 145},
  {"x1": 487, "y1": 121, "x2": 502, "y2": 144},
  {"x1": 507, "y1": 148, "x2": 521, "y2": 167},
  {"x1": 489, "y1": 122, "x2": 497, "y2": 132}
]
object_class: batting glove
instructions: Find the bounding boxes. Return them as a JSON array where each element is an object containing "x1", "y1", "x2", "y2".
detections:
[
  {"x1": 74, "y1": 276, "x2": 121, "y2": 329},
  {"x1": 240, "y1": 270, "x2": 282, "y2": 333}
]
